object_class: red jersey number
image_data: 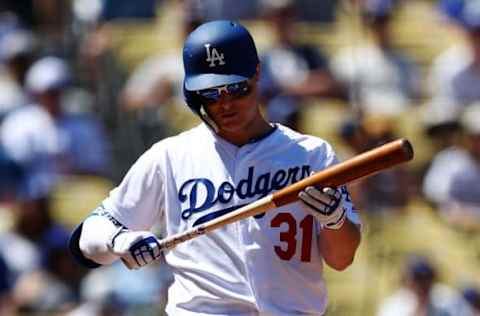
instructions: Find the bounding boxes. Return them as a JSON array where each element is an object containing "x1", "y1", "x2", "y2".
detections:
[{"x1": 271, "y1": 213, "x2": 314, "y2": 262}]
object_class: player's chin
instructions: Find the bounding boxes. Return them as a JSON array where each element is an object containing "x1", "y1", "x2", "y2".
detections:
[
  {"x1": 217, "y1": 116, "x2": 243, "y2": 130},
  {"x1": 219, "y1": 122, "x2": 248, "y2": 136}
]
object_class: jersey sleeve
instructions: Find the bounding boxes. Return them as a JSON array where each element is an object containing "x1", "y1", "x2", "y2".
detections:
[{"x1": 102, "y1": 144, "x2": 165, "y2": 230}]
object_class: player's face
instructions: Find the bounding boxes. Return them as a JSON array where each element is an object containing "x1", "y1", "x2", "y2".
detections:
[{"x1": 200, "y1": 78, "x2": 263, "y2": 136}]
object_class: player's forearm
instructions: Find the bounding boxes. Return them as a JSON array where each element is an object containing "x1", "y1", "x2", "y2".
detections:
[
  {"x1": 79, "y1": 215, "x2": 120, "y2": 265},
  {"x1": 318, "y1": 219, "x2": 361, "y2": 271}
]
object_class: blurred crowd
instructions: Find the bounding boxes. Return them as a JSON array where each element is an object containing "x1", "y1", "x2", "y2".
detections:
[{"x1": 1, "y1": 0, "x2": 480, "y2": 315}]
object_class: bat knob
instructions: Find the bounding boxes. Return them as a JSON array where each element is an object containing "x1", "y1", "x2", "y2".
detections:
[{"x1": 399, "y1": 138, "x2": 414, "y2": 161}]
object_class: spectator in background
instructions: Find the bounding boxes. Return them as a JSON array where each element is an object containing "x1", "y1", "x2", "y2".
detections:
[
  {"x1": 258, "y1": 0, "x2": 347, "y2": 131},
  {"x1": 0, "y1": 0, "x2": 35, "y2": 28},
  {"x1": 67, "y1": 260, "x2": 171, "y2": 316},
  {"x1": 421, "y1": 106, "x2": 467, "y2": 207},
  {"x1": 440, "y1": 103, "x2": 480, "y2": 231},
  {"x1": 0, "y1": 16, "x2": 37, "y2": 201},
  {"x1": 330, "y1": 0, "x2": 421, "y2": 117},
  {"x1": 462, "y1": 286, "x2": 480, "y2": 315},
  {"x1": 12, "y1": 224, "x2": 84, "y2": 314},
  {"x1": 0, "y1": 191, "x2": 84, "y2": 314},
  {"x1": 120, "y1": 3, "x2": 204, "y2": 148},
  {"x1": 338, "y1": 115, "x2": 410, "y2": 213},
  {"x1": 377, "y1": 255, "x2": 473, "y2": 316},
  {"x1": 338, "y1": 117, "x2": 369, "y2": 157},
  {"x1": 98, "y1": 0, "x2": 158, "y2": 21},
  {"x1": 0, "y1": 14, "x2": 36, "y2": 120},
  {"x1": 338, "y1": 117, "x2": 369, "y2": 210},
  {"x1": 0, "y1": 56, "x2": 111, "y2": 199},
  {"x1": 1, "y1": 56, "x2": 69, "y2": 199},
  {"x1": 73, "y1": 0, "x2": 157, "y2": 180},
  {"x1": 427, "y1": 0, "x2": 480, "y2": 118},
  {"x1": 66, "y1": 290, "x2": 127, "y2": 316},
  {"x1": 186, "y1": 0, "x2": 258, "y2": 21},
  {"x1": 421, "y1": 0, "x2": 480, "y2": 207}
]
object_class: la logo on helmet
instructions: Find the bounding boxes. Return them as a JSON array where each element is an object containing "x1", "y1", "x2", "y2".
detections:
[{"x1": 205, "y1": 44, "x2": 226, "y2": 67}]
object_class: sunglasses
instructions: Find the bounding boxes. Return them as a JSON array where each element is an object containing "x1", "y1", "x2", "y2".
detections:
[{"x1": 196, "y1": 81, "x2": 251, "y2": 104}]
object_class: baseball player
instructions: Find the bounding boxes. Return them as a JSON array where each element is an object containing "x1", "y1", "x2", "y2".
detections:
[{"x1": 69, "y1": 20, "x2": 362, "y2": 315}]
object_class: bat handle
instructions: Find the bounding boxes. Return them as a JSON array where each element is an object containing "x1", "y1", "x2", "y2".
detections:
[
  {"x1": 156, "y1": 195, "x2": 276, "y2": 251},
  {"x1": 157, "y1": 225, "x2": 207, "y2": 252}
]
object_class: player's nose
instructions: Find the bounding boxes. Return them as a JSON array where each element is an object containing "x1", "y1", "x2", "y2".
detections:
[{"x1": 217, "y1": 94, "x2": 233, "y2": 109}]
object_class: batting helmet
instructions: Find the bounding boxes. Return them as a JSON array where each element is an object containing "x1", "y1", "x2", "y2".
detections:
[{"x1": 182, "y1": 20, "x2": 259, "y2": 122}]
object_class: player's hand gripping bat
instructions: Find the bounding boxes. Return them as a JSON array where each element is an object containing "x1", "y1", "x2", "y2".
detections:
[{"x1": 157, "y1": 138, "x2": 414, "y2": 251}]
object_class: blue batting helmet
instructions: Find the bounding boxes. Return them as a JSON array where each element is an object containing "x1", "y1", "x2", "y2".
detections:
[{"x1": 182, "y1": 20, "x2": 259, "y2": 119}]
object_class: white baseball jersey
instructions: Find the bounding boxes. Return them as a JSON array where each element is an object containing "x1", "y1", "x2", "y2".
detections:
[{"x1": 102, "y1": 123, "x2": 360, "y2": 315}]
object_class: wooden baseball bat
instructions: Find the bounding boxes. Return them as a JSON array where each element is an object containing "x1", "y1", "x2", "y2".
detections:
[{"x1": 158, "y1": 138, "x2": 414, "y2": 251}]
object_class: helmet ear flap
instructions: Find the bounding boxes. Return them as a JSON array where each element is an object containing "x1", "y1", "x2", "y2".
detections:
[
  {"x1": 183, "y1": 82, "x2": 202, "y2": 116},
  {"x1": 183, "y1": 82, "x2": 219, "y2": 132}
]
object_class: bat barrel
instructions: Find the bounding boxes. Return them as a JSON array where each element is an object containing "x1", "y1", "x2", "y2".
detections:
[{"x1": 271, "y1": 138, "x2": 414, "y2": 206}]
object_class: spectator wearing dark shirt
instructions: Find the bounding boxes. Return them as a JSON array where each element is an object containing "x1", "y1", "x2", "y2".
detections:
[
  {"x1": 258, "y1": 0, "x2": 347, "y2": 131},
  {"x1": 442, "y1": 103, "x2": 480, "y2": 231}
]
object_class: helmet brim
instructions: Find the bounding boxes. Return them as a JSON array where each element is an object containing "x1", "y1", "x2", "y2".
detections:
[{"x1": 184, "y1": 73, "x2": 250, "y2": 91}]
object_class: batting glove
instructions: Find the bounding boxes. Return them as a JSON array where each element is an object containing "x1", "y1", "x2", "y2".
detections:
[
  {"x1": 107, "y1": 227, "x2": 162, "y2": 270},
  {"x1": 298, "y1": 186, "x2": 346, "y2": 230}
]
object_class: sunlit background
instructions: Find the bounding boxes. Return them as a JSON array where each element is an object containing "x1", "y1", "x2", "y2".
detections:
[{"x1": 1, "y1": 0, "x2": 480, "y2": 315}]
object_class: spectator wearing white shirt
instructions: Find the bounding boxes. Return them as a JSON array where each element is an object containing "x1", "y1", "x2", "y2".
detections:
[
  {"x1": 377, "y1": 255, "x2": 473, "y2": 316},
  {"x1": 258, "y1": 0, "x2": 347, "y2": 131},
  {"x1": 330, "y1": 0, "x2": 421, "y2": 116},
  {"x1": 421, "y1": 105, "x2": 466, "y2": 207},
  {"x1": 0, "y1": 56, "x2": 111, "y2": 199},
  {"x1": 427, "y1": 0, "x2": 480, "y2": 117},
  {"x1": 441, "y1": 103, "x2": 480, "y2": 231}
]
